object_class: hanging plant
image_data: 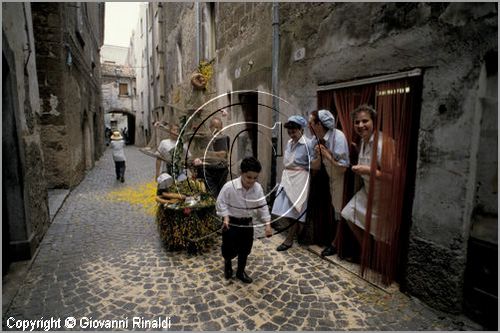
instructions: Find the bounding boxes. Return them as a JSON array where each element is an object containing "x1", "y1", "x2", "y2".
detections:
[
  {"x1": 190, "y1": 73, "x2": 207, "y2": 90},
  {"x1": 198, "y1": 60, "x2": 213, "y2": 82},
  {"x1": 190, "y1": 60, "x2": 214, "y2": 90}
]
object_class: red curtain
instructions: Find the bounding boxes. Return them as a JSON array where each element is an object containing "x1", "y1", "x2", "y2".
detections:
[
  {"x1": 361, "y1": 79, "x2": 415, "y2": 284},
  {"x1": 318, "y1": 78, "x2": 418, "y2": 285}
]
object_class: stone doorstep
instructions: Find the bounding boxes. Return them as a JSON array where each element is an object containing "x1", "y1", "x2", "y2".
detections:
[{"x1": 306, "y1": 244, "x2": 400, "y2": 295}]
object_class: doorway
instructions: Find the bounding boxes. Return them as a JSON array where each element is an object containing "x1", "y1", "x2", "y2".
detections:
[
  {"x1": 2, "y1": 51, "x2": 27, "y2": 273},
  {"x1": 238, "y1": 92, "x2": 258, "y2": 159},
  {"x1": 317, "y1": 74, "x2": 423, "y2": 285}
]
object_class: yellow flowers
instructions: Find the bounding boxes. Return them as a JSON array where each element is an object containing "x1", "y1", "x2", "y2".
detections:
[
  {"x1": 156, "y1": 203, "x2": 219, "y2": 253},
  {"x1": 198, "y1": 60, "x2": 213, "y2": 82},
  {"x1": 105, "y1": 181, "x2": 158, "y2": 216}
]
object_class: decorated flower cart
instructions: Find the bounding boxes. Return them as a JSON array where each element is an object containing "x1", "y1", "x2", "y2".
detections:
[
  {"x1": 152, "y1": 115, "x2": 224, "y2": 254},
  {"x1": 155, "y1": 178, "x2": 220, "y2": 253}
]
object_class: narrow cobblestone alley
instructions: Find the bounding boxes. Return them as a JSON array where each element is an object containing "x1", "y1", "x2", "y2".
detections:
[{"x1": 3, "y1": 146, "x2": 481, "y2": 331}]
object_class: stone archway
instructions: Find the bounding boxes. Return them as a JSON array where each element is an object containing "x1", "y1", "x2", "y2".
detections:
[{"x1": 107, "y1": 109, "x2": 136, "y2": 145}]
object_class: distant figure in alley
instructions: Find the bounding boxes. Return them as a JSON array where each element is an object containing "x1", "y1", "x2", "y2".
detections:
[{"x1": 110, "y1": 131, "x2": 127, "y2": 182}]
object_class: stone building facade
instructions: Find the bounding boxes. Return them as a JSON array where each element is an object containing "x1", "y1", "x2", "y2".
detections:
[
  {"x1": 136, "y1": 2, "x2": 497, "y2": 321},
  {"x1": 2, "y1": 3, "x2": 51, "y2": 271},
  {"x1": 101, "y1": 61, "x2": 137, "y2": 145},
  {"x1": 31, "y1": 2, "x2": 105, "y2": 188},
  {"x1": 2, "y1": 2, "x2": 105, "y2": 272},
  {"x1": 127, "y1": 3, "x2": 156, "y2": 148},
  {"x1": 101, "y1": 45, "x2": 139, "y2": 145}
]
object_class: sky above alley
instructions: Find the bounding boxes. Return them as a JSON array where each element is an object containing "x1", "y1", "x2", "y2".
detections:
[{"x1": 104, "y1": 2, "x2": 141, "y2": 47}]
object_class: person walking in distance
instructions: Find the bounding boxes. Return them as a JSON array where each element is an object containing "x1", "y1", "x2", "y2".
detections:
[
  {"x1": 216, "y1": 157, "x2": 272, "y2": 283},
  {"x1": 110, "y1": 131, "x2": 126, "y2": 182}
]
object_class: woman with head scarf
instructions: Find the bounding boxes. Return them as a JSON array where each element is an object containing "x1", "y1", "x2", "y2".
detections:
[
  {"x1": 308, "y1": 109, "x2": 350, "y2": 255},
  {"x1": 273, "y1": 115, "x2": 315, "y2": 251}
]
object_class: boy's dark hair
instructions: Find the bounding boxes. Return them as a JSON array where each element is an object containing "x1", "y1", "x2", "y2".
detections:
[{"x1": 240, "y1": 156, "x2": 262, "y2": 173}]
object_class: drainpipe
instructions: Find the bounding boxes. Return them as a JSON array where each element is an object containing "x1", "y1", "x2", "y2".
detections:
[
  {"x1": 270, "y1": 2, "x2": 280, "y2": 200},
  {"x1": 195, "y1": 2, "x2": 200, "y2": 66}
]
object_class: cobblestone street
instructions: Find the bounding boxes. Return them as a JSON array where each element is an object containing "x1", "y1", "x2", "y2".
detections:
[{"x1": 3, "y1": 146, "x2": 481, "y2": 331}]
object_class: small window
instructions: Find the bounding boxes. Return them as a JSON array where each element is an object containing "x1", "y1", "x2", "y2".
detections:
[
  {"x1": 119, "y1": 83, "x2": 128, "y2": 96},
  {"x1": 201, "y1": 3, "x2": 216, "y2": 61}
]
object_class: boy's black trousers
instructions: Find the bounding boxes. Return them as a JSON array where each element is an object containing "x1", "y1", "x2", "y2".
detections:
[{"x1": 221, "y1": 217, "x2": 253, "y2": 260}]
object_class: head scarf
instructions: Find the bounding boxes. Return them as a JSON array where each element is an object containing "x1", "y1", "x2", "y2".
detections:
[
  {"x1": 318, "y1": 109, "x2": 335, "y2": 130},
  {"x1": 286, "y1": 115, "x2": 308, "y2": 128}
]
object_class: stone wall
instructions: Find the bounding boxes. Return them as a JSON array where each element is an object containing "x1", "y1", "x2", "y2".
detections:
[
  {"x1": 214, "y1": 3, "x2": 275, "y2": 188},
  {"x1": 32, "y1": 3, "x2": 105, "y2": 188},
  {"x1": 2, "y1": 3, "x2": 50, "y2": 262}
]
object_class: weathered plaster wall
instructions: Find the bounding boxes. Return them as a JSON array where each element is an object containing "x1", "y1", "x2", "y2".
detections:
[
  {"x1": 32, "y1": 3, "x2": 104, "y2": 188},
  {"x1": 215, "y1": 3, "x2": 275, "y2": 189},
  {"x1": 2, "y1": 3, "x2": 50, "y2": 259},
  {"x1": 101, "y1": 77, "x2": 137, "y2": 113},
  {"x1": 164, "y1": 3, "x2": 208, "y2": 120}
]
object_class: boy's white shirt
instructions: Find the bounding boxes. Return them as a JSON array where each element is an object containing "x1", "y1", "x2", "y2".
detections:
[{"x1": 216, "y1": 176, "x2": 271, "y2": 222}]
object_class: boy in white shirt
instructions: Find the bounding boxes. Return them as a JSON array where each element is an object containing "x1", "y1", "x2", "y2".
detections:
[{"x1": 216, "y1": 157, "x2": 272, "y2": 283}]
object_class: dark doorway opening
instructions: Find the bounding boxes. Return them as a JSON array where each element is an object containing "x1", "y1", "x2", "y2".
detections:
[
  {"x1": 238, "y1": 92, "x2": 258, "y2": 158},
  {"x1": 127, "y1": 114, "x2": 136, "y2": 145}
]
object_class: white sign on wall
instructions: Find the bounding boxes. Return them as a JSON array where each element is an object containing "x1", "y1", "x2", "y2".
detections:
[{"x1": 293, "y1": 47, "x2": 306, "y2": 61}]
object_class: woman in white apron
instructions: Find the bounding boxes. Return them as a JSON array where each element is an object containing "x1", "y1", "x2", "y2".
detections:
[
  {"x1": 272, "y1": 115, "x2": 314, "y2": 251},
  {"x1": 341, "y1": 104, "x2": 385, "y2": 244}
]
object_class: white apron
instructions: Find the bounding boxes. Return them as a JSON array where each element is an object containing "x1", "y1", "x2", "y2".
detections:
[
  {"x1": 271, "y1": 140, "x2": 310, "y2": 221},
  {"x1": 341, "y1": 135, "x2": 382, "y2": 239},
  {"x1": 323, "y1": 159, "x2": 346, "y2": 215}
]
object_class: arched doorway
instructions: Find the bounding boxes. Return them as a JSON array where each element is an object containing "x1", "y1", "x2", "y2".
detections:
[{"x1": 106, "y1": 109, "x2": 136, "y2": 145}]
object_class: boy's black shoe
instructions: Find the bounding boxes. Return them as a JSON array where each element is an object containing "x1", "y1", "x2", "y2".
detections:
[
  {"x1": 224, "y1": 260, "x2": 233, "y2": 279},
  {"x1": 321, "y1": 245, "x2": 337, "y2": 257},
  {"x1": 120, "y1": 176, "x2": 125, "y2": 183},
  {"x1": 236, "y1": 271, "x2": 252, "y2": 283}
]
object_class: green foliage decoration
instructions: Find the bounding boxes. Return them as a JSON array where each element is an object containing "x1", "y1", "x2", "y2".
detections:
[{"x1": 155, "y1": 178, "x2": 219, "y2": 254}]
